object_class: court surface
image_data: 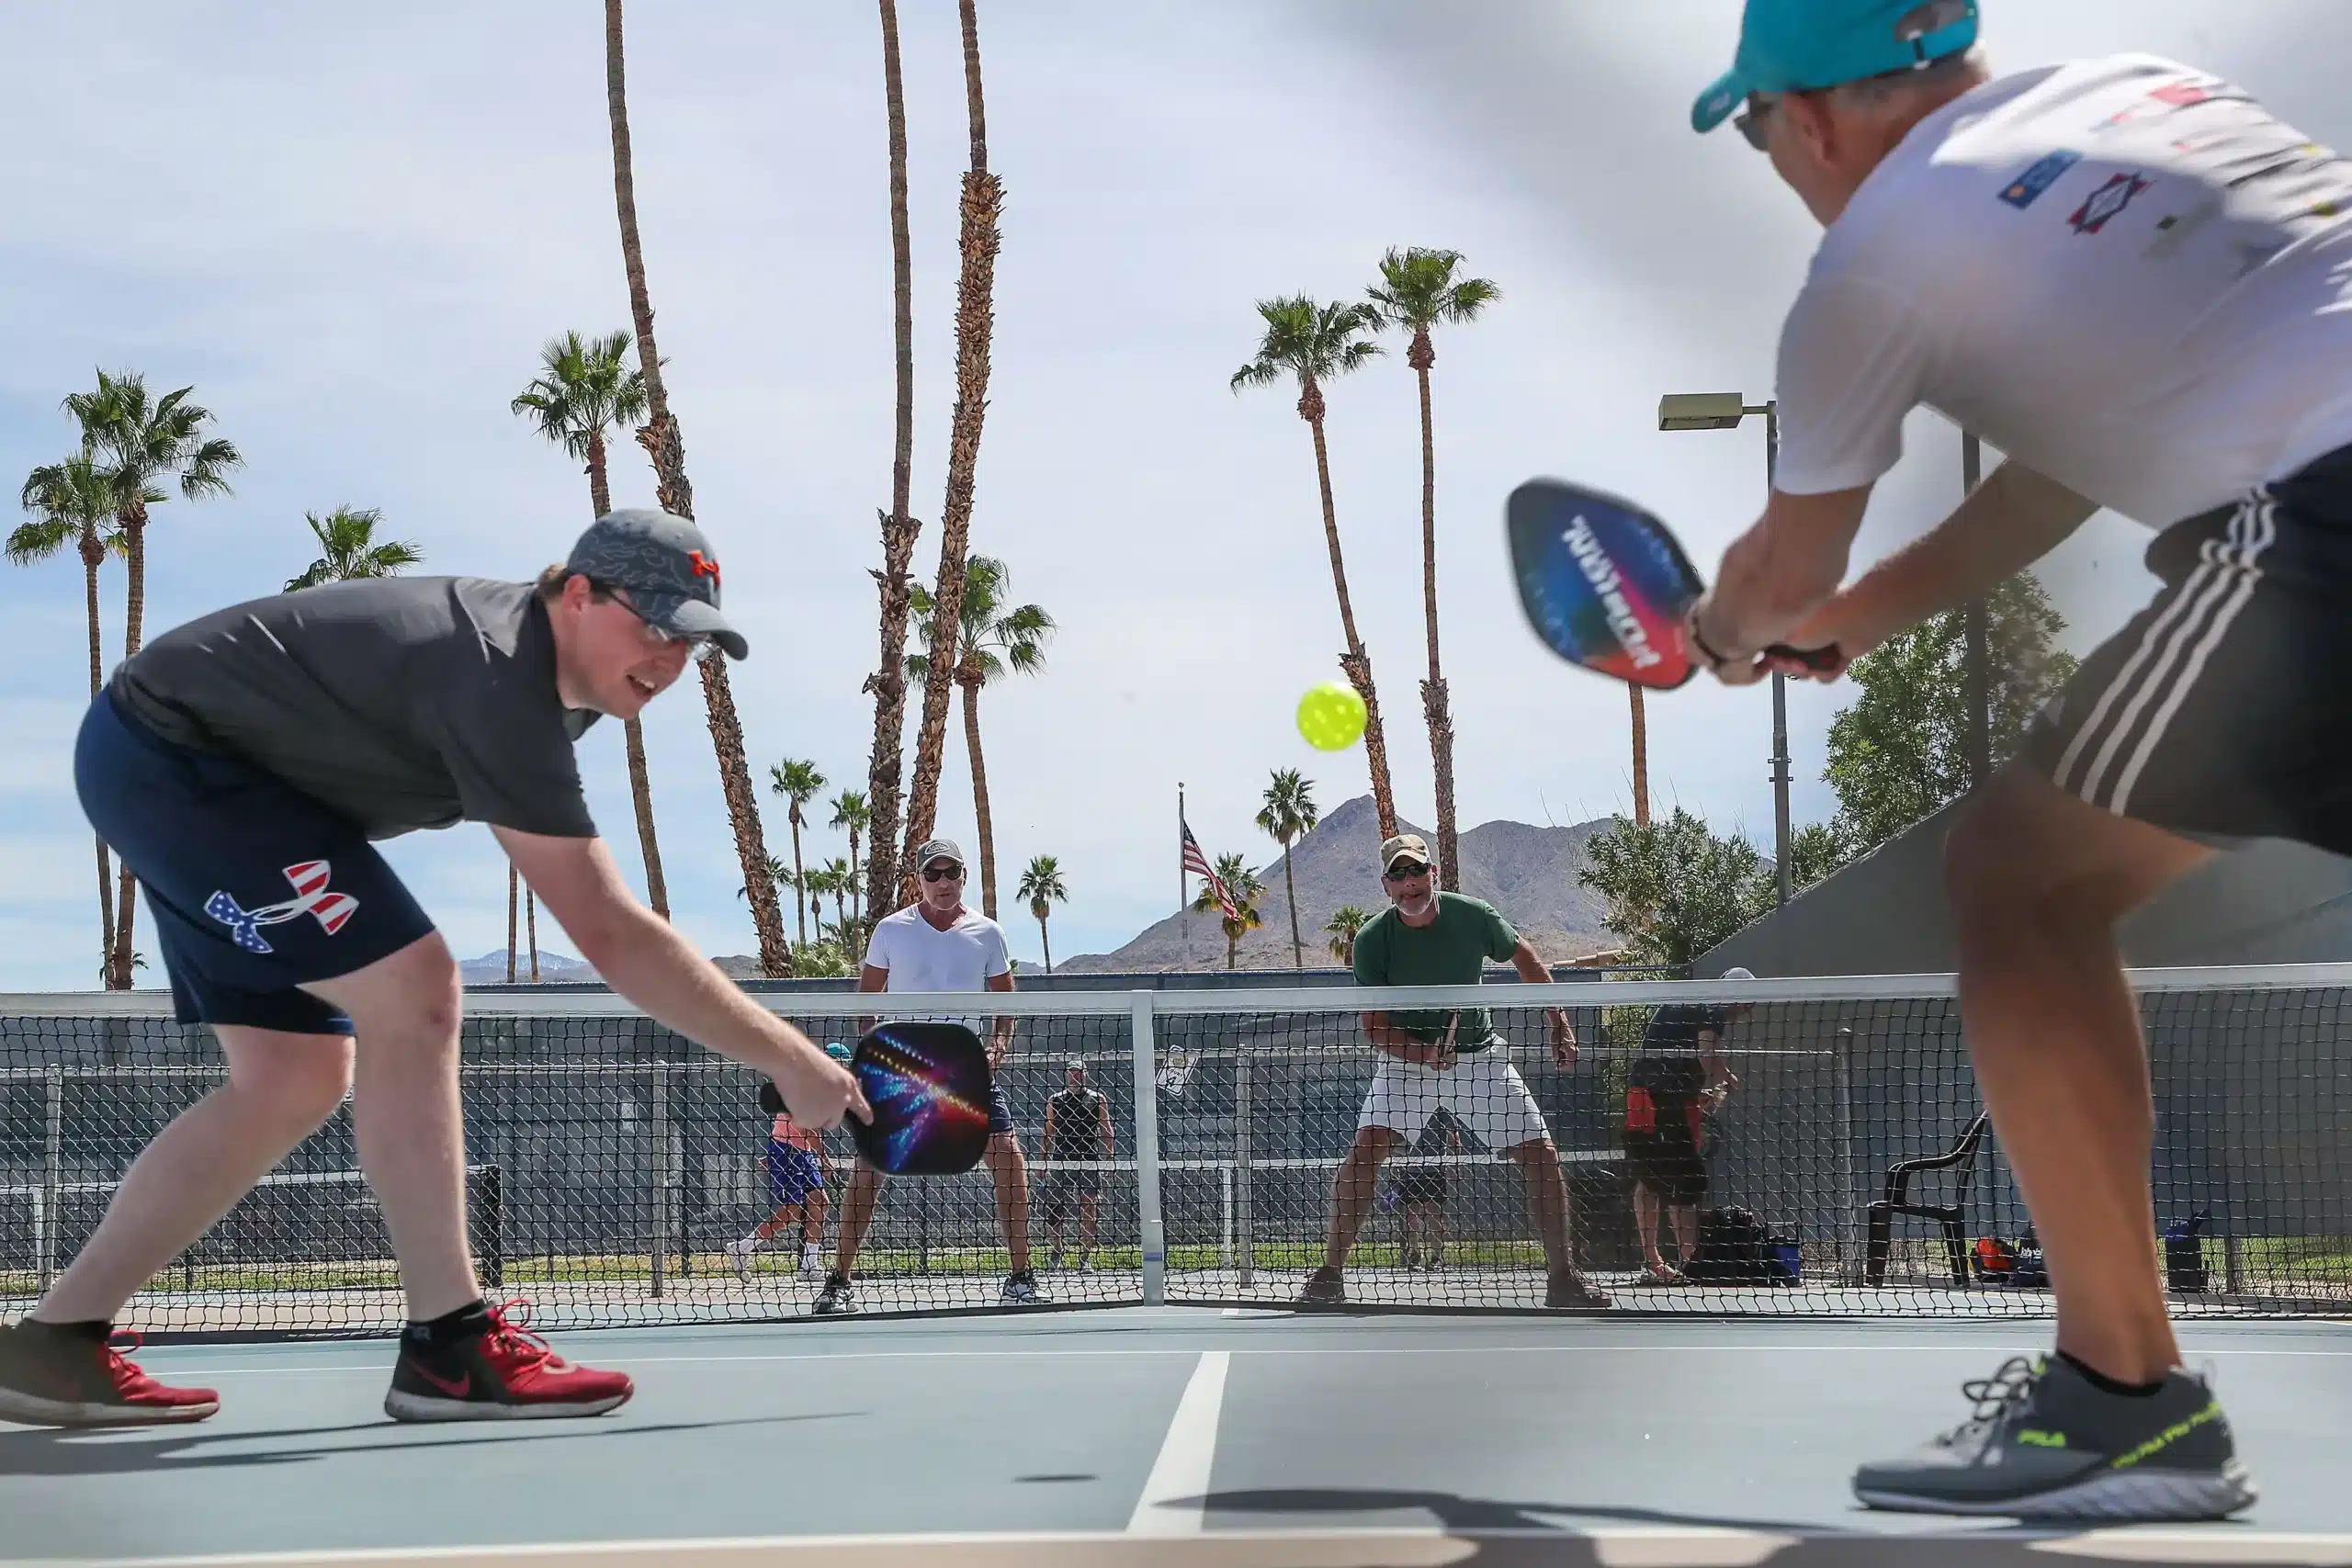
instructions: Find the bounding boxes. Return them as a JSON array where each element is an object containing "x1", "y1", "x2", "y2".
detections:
[{"x1": 5, "y1": 1307, "x2": 2350, "y2": 1567}]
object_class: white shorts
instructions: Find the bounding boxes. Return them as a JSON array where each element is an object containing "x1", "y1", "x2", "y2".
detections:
[{"x1": 1357, "y1": 1049, "x2": 1550, "y2": 1152}]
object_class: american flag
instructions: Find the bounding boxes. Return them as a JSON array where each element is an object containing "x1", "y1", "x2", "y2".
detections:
[{"x1": 1182, "y1": 821, "x2": 1238, "y2": 920}]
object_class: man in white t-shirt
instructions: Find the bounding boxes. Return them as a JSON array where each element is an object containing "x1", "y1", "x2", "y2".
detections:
[
  {"x1": 1677, "y1": 0, "x2": 2352, "y2": 1520},
  {"x1": 811, "y1": 839, "x2": 1041, "y2": 1313}
]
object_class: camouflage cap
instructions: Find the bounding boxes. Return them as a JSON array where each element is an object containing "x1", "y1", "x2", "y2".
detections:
[{"x1": 564, "y1": 508, "x2": 747, "y2": 660}]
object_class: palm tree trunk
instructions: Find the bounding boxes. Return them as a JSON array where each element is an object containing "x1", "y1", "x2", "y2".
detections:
[
  {"x1": 864, "y1": 0, "x2": 921, "y2": 935},
  {"x1": 1282, "y1": 843, "x2": 1302, "y2": 969},
  {"x1": 1412, "y1": 352, "x2": 1461, "y2": 892},
  {"x1": 961, "y1": 675, "x2": 998, "y2": 919},
  {"x1": 506, "y1": 865, "x2": 519, "y2": 983},
  {"x1": 1227, "y1": 929, "x2": 1238, "y2": 970},
  {"x1": 789, "y1": 816, "x2": 808, "y2": 949},
  {"x1": 1299, "y1": 398, "x2": 1397, "y2": 840},
  {"x1": 622, "y1": 719, "x2": 670, "y2": 916},
  {"x1": 899, "y1": 6, "x2": 1003, "y2": 908},
  {"x1": 108, "y1": 506, "x2": 148, "y2": 989},
  {"x1": 1037, "y1": 914, "x2": 1052, "y2": 975},
  {"x1": 587, "y1": 429, "x2": 672, "y2": 919},
  {"x1": 527, "y1": 890, "x2": 540, "y2": 983},
  {"x1": 848, "y1": 828, "x2": 864, "y2": 931},
  {"x1": 606, "y1": 0, "x2": 789, "y2": 976},
  {"x1": 82, "y1": 535, "x2": 117, "y2": 971},
  {"x1": 1629, "y1": 685, "x2": 1650, "y2": 828}
]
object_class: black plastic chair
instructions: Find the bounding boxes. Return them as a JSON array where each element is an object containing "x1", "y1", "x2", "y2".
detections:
[{"x1": 1865, "y1": 1111, "x2": 1991, "y2": 1286}]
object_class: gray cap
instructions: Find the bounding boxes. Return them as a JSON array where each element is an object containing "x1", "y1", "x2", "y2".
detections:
[
  {"x1": 914, "y1": 838, "x2": 966, "y2": 870},
  {"x1": 1066, "y1": 1058, "x2": 1088, "y2": 1073},
  {"x1": 565, "y1": 508, "x2": 748, "y2": 660}
]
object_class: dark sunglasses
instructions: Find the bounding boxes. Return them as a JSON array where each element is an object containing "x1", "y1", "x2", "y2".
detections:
[
  {"x1": 922, "y1": 863, "x2": 965, "y2": 882},
  {"x1": 594, "y1": 581, "x2": 720, "y2": 662},
  {"x1": 1733, "y1": 92, "x2": 1780, "y2": 152},
  {"x1": 1384, "y1": 862, "x2": 1431, "y2": 882}
]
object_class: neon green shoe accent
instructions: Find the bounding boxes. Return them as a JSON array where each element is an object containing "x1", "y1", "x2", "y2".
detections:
[
  {"x1": 2109, "y1": 1401, "x2": 2222, "y2": 1470},
  {"x1": 2017, "y1": 1429, "x2": 2067, "y2": 1449}
]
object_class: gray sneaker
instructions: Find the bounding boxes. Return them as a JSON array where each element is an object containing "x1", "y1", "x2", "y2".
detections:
[
  {"x1": 1297, "y1": 1265, "x2": 1346, "y2": 1307},
  {"x1": 1854, "y1": 1354, "x2": 2256, "y2": 1520},
  {"x1": 1001, "y1": 1270, "x2": 1046, "y2": 1305},
  {"x1": 811, "y1": 1270, "x2": 858, "y2": 1316}
]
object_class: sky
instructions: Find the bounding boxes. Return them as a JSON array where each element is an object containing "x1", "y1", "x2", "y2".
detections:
[{"x1": 1, "y1": 2, "x2": 2346, "y2": 990}]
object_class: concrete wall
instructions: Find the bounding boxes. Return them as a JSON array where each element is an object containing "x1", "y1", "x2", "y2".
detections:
[{"x1": 1701, "y1": 804, "x2": 2352, "y2": 980}]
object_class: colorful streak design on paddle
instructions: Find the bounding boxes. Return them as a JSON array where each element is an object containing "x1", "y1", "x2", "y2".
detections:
[
  {"x1": 849, "y1": 1021, "x2": 992, "y2": 1176},
  {"x1": 1507, "y1": 480, "x2": 1705, "y2": 690}
]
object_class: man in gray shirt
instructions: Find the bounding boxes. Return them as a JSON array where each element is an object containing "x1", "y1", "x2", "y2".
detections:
[{"x1": 0, "y1": 509, "x2": 864, "y2": 1430}]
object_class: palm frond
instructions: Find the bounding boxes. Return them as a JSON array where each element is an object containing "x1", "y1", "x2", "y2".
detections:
[{"x1": 6, "y1": 516, "x2": 74, "y2": 565}]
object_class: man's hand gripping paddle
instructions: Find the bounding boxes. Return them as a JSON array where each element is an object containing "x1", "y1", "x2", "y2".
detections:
[
  {"x1": 1505, "y1": 479, "x2": 1839, "y2": 688},
  {"x1": 759, "y1": 1021, "x2": 992, "y2": 1176}
]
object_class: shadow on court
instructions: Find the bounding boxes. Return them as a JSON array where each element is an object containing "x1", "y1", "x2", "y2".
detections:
[
  {"x1": 1188, "y1": 1487, "x2": 2278, "y2": 1564},
  {"x1": 0, "y1": 1412, "x2": 857, "y2": 1477}
]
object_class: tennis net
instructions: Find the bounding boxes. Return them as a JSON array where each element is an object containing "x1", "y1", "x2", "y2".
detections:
[{"x1": 1, "y1": 964, "x2": 2345, "y2": 1335}]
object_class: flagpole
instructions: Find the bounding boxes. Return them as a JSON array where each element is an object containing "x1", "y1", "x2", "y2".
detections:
[{"x1": 1179, "y1": 781, "x2": 1190, "y2": 970}]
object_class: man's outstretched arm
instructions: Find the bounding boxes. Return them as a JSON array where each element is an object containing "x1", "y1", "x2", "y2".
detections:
[{"x1": 498, "y1": 828, "x2": 865, "y2": 1129}]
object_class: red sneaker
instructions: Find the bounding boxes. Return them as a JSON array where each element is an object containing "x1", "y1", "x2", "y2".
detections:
[
  {"x1": 384, "y1": 1301, "x2": 633, "y2": 1422},
  {"x1": 0, "y1": 1322, "x2": 220, "y2": 1427}
]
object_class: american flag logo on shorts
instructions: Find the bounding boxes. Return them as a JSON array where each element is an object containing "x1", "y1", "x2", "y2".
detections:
[{"x1": 204, "y1": 861, "x2": 361, "y2": 955}]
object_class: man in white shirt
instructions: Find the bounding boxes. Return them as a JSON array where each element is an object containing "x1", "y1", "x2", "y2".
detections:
[
  {"x1": 811, "y1": 839, "x2": 1041, "y2": 1312},
  {"x1": 1679, "y1": 0, "x2": 2352, "y2": 1520}
]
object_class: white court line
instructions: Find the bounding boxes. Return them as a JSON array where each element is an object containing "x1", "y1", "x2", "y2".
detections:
[
  {"x1": 1125, "y1": 1349, "x2": 1229, "y2": 1536},
  {"x1": 153, "y1": 1340, "x2": 2352, "y2": 1379}
]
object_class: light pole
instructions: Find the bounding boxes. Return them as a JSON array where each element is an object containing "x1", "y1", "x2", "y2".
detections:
[{"x1": 1658, "y1": 391, "x2": 1792, "y2": 906}]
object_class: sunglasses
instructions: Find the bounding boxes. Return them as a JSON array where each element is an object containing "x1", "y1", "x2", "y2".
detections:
[
  {"x1": 1384, "y1": 862, "x2": 1431, "y2": 882},
  {"x1": 1732, "y1": 92, "x2": 1780, "y2": 152},
  {"x1": 922, "y1": 863, "x2": 965, "y2": 882},
  {"x1": 596, "y1": 582, "x2": 721, "y2": 662}
]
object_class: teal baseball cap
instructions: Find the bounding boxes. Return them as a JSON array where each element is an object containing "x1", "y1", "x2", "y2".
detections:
[{"x1": 1691, "y1": 0, "x2": 1979, "y2": 133}]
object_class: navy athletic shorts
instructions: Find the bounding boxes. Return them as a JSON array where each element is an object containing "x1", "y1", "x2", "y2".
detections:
[
  {"x1": 75, "y1": 691, "x2": 435, "y2": 1033},
  {"x1": 764, "y1": 1139, "x2": 827, "y2": 1206},
  {"x1": 988, "y1": 1082, "x2": 1015, "y2": 1138},
  {"x1": 2025, "y1": 444, "x2": 2352, "y2": 853}
]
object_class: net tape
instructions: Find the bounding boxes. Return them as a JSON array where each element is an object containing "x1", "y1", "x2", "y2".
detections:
[{"x1": 2, "y1": 967, "x2": 2344, "y2": 1335}]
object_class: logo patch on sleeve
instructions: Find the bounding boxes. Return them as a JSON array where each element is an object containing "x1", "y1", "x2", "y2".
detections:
[
  {"x1": 1999, "y1": 150, "x2": 2082, "y2": 209},
  {"x1": 2069, "y1": 173, "x2": 2154, "y2": 233}
]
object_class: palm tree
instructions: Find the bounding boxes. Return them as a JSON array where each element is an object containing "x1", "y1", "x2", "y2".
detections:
[
  {"x1": 13, "y1": 453, "x2": 130, "y2": 971},
  {"x1": 899, "y1": 0, "x2": 1008, "y2": 909},
  {"x1": 1255, "y1": 770, "x2": 1320, "y2": 970},
  {"x1": 1231, "y1": 298, "x2": 1398, "y2": 840},
  {"x1": 829, "y1": 789, "x2": 871, "y2": 934},
  {"x1": 862, "y1": 0, "x2": 921, "y2": 941},
  {"x1": 816, "y1": 856, "x2": 854, "y2": 938},
  {"x1": 65, "y1": 370, "x2": 242, "y2": 989},
  {"x1": 1017, "y1": 854, "x2": 1069, "y2": 974},
  {"x1": 767, "y1": 760, "x2": 826, "y2": 951},
  {"x1": 284, "y1": 507, "x2": 421, "y2": 592},
  {"x1": 1366, "y1": 247, "x2": 1498, "y2": 889},
  {"x1": 908, "y1": 556, "x2": 1051, "y2": 919},
  {"x1": 1192, "y1": 852, "x2": 1267, "y2": 971},
  {"x1": 511, "y1": 328, "x2": 672, "y2": 919},
  {"x1": 605, "y1": 0, "x2": 789, "y2": 975},
  {"x1": 1326, "y1": 905, "x2": 1372, "y2": 968}
]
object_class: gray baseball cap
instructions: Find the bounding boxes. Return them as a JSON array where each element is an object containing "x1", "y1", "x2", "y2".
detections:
[
  {"x1": 914, "y1": 838, "x2": 966, "y2": 870},
  {"x1": 565, "y1": 508, "x2": 748, "y2": 660}
]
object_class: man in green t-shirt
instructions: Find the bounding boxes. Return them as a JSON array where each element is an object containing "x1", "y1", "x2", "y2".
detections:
[{"x1": 1299, "y1": 834, "x2": 1611, "y2": 1311}]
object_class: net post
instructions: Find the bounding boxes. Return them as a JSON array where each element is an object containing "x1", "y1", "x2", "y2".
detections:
[
  {"x1": 1834, "y1": 1031, "x2": 1860, "y2": 1286},
  {"x1": 39, "y1": 1066, "x2": 62, "y2": 1296},
  {"x1": 650, "y1": 1064, "x2": 672, "y2": 1299},
  {"x1": 1129, "y1": 991, "x2": 1166, "y2": 1305},
  {"x1": 1234, "y1": 1045, "x2": 1254, "y2": 1289},
  {"x1": 481, "y1": 1163, "x2": 505, "y2": 1292}
]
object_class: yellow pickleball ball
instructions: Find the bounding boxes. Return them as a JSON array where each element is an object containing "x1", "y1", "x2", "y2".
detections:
[{"x1": 1296, "y1": 681, "x2": 1368, "y2": 751}]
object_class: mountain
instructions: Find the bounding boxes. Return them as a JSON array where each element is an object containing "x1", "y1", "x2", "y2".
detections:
[
  {"x1": 1057, "y1": 794, "x2": 1619, "y2": 973},
  {"x1": 458, "y1": 948, "x2": 600, "y2": 985}
]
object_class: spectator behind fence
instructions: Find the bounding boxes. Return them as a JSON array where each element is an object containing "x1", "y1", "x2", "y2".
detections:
[{"x1": 1625, "y1": 970, "x2": 1751, "y2": 1284}]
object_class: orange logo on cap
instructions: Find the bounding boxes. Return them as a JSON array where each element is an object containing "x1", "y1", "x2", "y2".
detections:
[{"x1": 688, "y1": 550, "x2": 720, "y2": 584}]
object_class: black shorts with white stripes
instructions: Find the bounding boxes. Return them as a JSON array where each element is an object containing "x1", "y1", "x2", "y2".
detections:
[{"x1": 2025, "y1": 442, "x2": 2352, "y2": 855}]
